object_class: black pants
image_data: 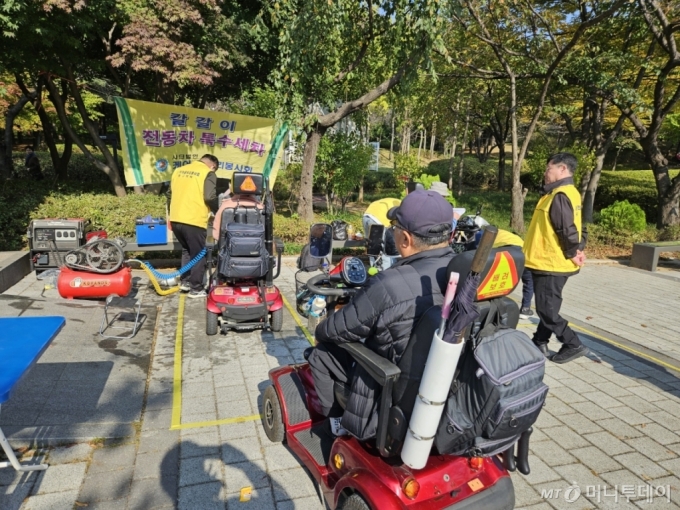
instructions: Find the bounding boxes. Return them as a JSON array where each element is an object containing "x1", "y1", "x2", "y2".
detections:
[
  {"x1": 171, "y1": 222, "x2": 207, "y2": 292},
  {"x1": 308, "y1": 342, "x2": 355, "y2": 418},
  {"x1": 521, "y1": 269, "x2": 534, "y2": 309},
  {"x1": 531, "y1": 272, "x2": 581, "y2": 349}
]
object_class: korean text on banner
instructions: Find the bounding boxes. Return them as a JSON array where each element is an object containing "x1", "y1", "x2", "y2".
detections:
[{"x1": 113, "y1": 98, "x2": 285, "y2": 187}]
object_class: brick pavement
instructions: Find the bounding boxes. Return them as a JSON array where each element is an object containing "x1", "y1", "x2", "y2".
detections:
[{"x1": 0, "y1": 260, "x2": 679, "y2": 509}]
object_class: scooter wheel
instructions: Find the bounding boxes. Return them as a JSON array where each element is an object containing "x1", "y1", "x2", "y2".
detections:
[
  {"x1": 206, "y1": 310, "x2": 219, "y2": 336},
  {"x1": 338, "y1": 493, "x2": 370, "y2": 510},
  {"x1": 270, "y1": 308, "x2": 283, "y2": 332},
  {"x1": 262, "y1": 385, "x2": 285, "y2": 443}
]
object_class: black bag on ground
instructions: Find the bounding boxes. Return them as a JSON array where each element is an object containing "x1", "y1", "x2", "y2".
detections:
[
  {"x1": 434, "y1": 326, "x2": 548, "y2": 457},
  {"x1": 331, "y1": 220, "x2": 348, "y2": 241},
  {"x1": 297, "y1": 243, "x2": 324, "y2": 272}
]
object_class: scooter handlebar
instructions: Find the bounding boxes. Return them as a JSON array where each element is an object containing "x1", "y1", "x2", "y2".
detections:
[{"x1": 305, "y1": 273, "x2": 357, "y2": 297}]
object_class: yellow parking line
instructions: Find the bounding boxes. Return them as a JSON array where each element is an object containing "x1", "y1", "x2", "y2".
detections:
[
  {"x1": 509, "y1": 295, "x2": 680, "y2": 374},
  {"x1": 169, "y1": 292, "x2": 314, "y2": 431},
  {"x1": 568, "y1": 322, "x2": 680, "y2": 374},
  {"x1": 170, "y1": 293, "x2": 186, "y2": 429},
  {"x1": 281, "y1": 294, "x2": 315, "y2": 345}
]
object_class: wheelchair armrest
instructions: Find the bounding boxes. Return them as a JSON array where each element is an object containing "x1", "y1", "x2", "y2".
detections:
[
  {"x1": 338, "y1": 342, "x2": 401, "y2": 458},
  {"x1": 275, "y1": 237, "x2": 285, "y2": 254},
  {"x1": 338, "y1": 342, "x2": 400, "y2": 386}
]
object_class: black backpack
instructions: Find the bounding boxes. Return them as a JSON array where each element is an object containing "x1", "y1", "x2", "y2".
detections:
[
  {"x1": 434, "y1": 304, "x2": 548, "y2": 457},
  {"x1": 297, "y1": 243, "x2": 324, "y2": 272}
]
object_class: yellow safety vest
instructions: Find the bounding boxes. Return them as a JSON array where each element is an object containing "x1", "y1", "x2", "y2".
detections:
[
  {"x1": 524, "y1": 184, "x2": 582, "y2": 273},
  {"x1": 493, "y1": 229, "x2": 524, "y2": 248},
  {"x1": 169, "y1": 161, "x2": 211, "y2": 228}
]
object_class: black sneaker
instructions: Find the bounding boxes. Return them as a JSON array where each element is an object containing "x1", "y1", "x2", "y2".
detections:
[
  {"x1": 520, "y1": 307, "x2": 534, "y2": 319},
  {"x1": 551, "y1": 344, "x2": 589, "y2": 364},
  {"x1": 533, "y1": 342, "x2": 550, "y2": 358}
]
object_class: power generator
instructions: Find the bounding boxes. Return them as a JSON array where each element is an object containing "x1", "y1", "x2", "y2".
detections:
[{"x1": 27, "y1": 219, "x2": 91, "y2": 271}]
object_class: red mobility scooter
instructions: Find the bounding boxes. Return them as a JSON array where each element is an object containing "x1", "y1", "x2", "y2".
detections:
[
  {"x1": 261, "y1": 224, "x2": 533, "y2": 510},
  {"x1": 206, "y1": 172, "x2": 285, "y2": 334}
]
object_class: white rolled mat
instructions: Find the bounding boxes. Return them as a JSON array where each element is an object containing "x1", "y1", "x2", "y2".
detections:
[{"x1": 401, "y1": 329, "x2": 465, "y2": 469}]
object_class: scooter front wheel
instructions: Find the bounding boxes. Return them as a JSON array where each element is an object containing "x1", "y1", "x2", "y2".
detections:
[
  {"x1": 262, "y1": 385, "x2": 285, "y2": 442},
  {"x1": 206, "y1": 310, "x2": 219, "y2": 336},
  {"x1": 338, "y1": 493, "x2": 370, "y2": 510}
]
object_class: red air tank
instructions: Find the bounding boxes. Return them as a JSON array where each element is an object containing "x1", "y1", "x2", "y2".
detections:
[{"x1": 57, "y1": 266, "x2": 132, "y2": 299}]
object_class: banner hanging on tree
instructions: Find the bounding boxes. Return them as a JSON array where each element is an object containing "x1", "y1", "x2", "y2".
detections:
[{"x1": 113, "y1": 98, "x2": 285, "y2": 187}]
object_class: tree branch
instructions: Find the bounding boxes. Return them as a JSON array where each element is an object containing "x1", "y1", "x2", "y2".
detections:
[{"x1": 318, "y1": 48, "x2": 422, "y2": 127}]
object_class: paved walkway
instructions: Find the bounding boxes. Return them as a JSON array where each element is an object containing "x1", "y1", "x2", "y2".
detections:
[{"x1": 0, "y1": 258, "x2": 678, "y2": 509}]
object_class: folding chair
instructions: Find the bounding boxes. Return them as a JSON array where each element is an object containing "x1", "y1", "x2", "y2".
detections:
[{"x1": 99, "y1": 294, "x2": 142, "y2": 339}]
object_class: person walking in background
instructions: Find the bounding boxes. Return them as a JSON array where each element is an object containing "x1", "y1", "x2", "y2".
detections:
[
  {"x1": 25, "y1": 147, "x2": 44, "y2": 181},
  {"x1": 168, "y1": 154, "x2": 219, "y2": 298},
  {"x1": 492, "y1": 229, "x2": 534, "y2": 319},
  {"x1": 523, "y1": 152, "x2": 588, "y2": 364}
]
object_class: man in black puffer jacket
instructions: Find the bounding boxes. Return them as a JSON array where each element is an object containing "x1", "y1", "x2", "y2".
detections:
[{"x1": 308, "y1": 190, "x2": 455, "y2": 440}]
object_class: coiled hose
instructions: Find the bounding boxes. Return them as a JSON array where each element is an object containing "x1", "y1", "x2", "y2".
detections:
[{"x1": 128, "y1": 248, "x2": 207, "y2": 296}]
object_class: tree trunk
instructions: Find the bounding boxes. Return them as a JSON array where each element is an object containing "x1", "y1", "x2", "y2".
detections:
[
  {"x1": 298, "y1": 126, "x2": 326, "y2": 221},
  {"x1": 2, "y1": 91, "x2": 35, "y2": 178},
  {"x1": 389, "y1": 111, "x2": 395, "y2": 160},
  {"x1": 642, "y1": 139, "x2": 680, "y2": 227},
  {"x1": 34, "y1": 81, "x2": 73, "y2": 181},
  {"x1": 508, "y1": 75, "x2": 525, "y2": 233},
  {"x1": 582, "y1": 151, "x2": 606, "y2": 223},
  {"x1": 612, "y1": 146, "x2": 622, "y2": 171},
  {"x1": 457, "y1": 100, "x2": 471, "y2": 197},
  {"x1": 430, "y1": 121, "x2": 436, "y2": 159},
  {"x1": 46, "y1": 77, "x2": 126, "y2": 197},
  {"x1": 448, "y1": 96, "x2": 461, "y2": 189},
  {"x1": 497, "y1": 143, "x2": 506, "y2": 191}
]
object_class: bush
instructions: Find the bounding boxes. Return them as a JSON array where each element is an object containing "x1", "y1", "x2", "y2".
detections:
[
  {"x1": 598, "y1": 200, "x2": 647, "y2": 233},
  {"x1": 394, "y1": 152, "x2": 423, "y2": 181},
  {"x1": 32, "y1": 192, "x2": 167, "y2": 239},
  {"x1": 362, "y1": 170, "x2": 398, "y2": 192},
  {"x1": 426, "y1": 156, "x2": 497, "y2": 189},
  {"x1": 595, "y1": 170, "x2": 680, "y2": 224}
]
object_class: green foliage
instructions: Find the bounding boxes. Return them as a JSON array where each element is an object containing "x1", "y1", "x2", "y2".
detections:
[
  {"x1": 273, "y1": 162, "x2": 302, "y2": 202},
  {"x1": 362, "y1": 170, "x2": 399, "y2": 193},
  {"x1": 267, "y1": 0, "x2": 448, "y2": 124},
  {"x1": 33, "y1": 193, "x2": 167, "y2": 239},
  {"x1": 393, "y1": 152, "x2": 423, "y2": 182},
  {"x1": 596, "y1": 170, "x2": 680, "y2": 224},
  {"x1": 425, "y1": 157, "x2": 497, "y2": 189},
  {"x1": 226, "y1": 86, "x2": 279, "y2": 118},
  {"x1": 598, "y1": 200, "x2": 647, "y2": 233},
  {"x1": 660, "y1": 113, "x2": 680, "y2": 147},
  {"x1": 315, "y1": 132, "x2": 373, "y2": 213},
  {"x1": 524, "y1": 142, "x2": 596, "y2": 190}
]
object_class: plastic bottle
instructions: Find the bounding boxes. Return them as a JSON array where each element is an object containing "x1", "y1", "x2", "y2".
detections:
[{"x1": 310, "y1": 296, "x2": 326, "y2": 317}]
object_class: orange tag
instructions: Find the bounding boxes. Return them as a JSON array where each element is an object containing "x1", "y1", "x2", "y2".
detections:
[
  {"x1": 240, "y1": 176, "x2": 257, "y2": 192},
  {"x1": 476, "y1": 251, "x2": 519, "y2": 300},
  {"x1": 468, "y1": 479, "x2": 484, "y2": 492}
]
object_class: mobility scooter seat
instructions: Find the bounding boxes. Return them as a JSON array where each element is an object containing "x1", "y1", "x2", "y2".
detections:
[{"x1": 332, "y1": 245, "x2": 526, "y2": 458}]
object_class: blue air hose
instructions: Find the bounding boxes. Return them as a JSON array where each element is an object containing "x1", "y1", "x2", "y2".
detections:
[{"x1": 130, "y1": 248, "x2": 207, "y2": 281}]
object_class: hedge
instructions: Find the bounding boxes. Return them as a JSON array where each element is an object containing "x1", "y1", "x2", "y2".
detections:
[{"x1": 596, "y1": 170, "x2": 680, "y2": 224}]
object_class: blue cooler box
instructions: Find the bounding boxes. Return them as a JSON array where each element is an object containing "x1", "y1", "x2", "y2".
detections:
[{"x1": 135, "y1": 217, "x2": 168, "y2": 245}]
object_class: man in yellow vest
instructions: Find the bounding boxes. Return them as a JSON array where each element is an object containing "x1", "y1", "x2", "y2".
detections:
[
  {"x1": 493, "y1": 229, "x2": 534, "y2": 319},
  {"x1": 169, "y1": 154, "x2": 220, "y2": 298},
  {"x1": 524, "y1": 153, "x2": 587, "y2": 364}
]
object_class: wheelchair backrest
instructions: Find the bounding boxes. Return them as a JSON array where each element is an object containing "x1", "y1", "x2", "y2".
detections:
[
  {"x1": 446, "y1": 245, "x2": 525, "y2": 302},
  {"x1": 232, "y1": 172, "x2": 263, "y2": 195}
]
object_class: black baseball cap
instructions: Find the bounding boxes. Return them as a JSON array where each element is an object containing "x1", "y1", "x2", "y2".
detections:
[{"x1": 387, "y1": 190, "x2": 454, "y2": 237}]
